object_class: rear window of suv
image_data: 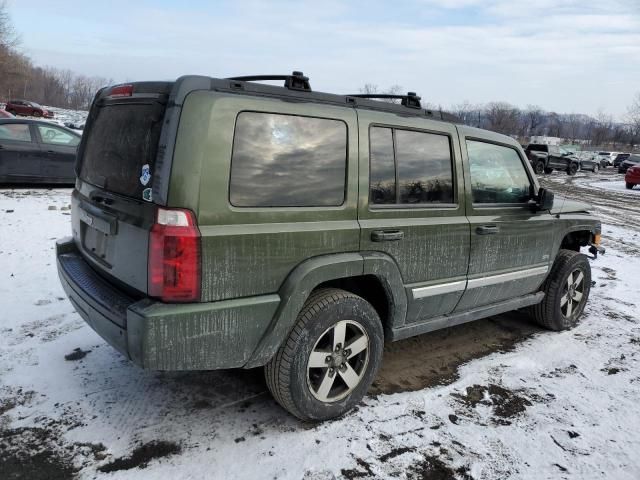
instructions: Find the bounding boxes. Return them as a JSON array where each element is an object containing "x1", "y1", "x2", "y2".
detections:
[
  {"x1": 79, "y1": 102, "x2": 164, "y2": 198},
  {"x1": 229, "y1": 112, "x2": 347, "y2": 207}
]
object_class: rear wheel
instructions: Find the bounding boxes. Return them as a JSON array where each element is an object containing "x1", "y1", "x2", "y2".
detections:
[
  {"x1": 265, "y1": 288, "x2": 383, "y2": 421},
  {"x1": 528, "y1": 250, "x2": 591, "y2": 331},
  {"x1": 534, "y1": 161, "x2": 545, "y2": 175},
  {"x1": 627, "y1": 182, "x2": 635, "y2": 190},
  {"x1": 592, "y1": 164, "x2": 599, "y2": 173}
]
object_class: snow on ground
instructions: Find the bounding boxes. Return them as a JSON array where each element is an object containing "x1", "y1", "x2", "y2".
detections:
[
  {"x1": 45, "y1": 106, "x2": 88, "y2": 129},
  {"x1": 1, "y1": 184, "x2": 640, "y2": 479},
  {"x1": 586, "y1": 180, "x2": 640, "y2": 196}
]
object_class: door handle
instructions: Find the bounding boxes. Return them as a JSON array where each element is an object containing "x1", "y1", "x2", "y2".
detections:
[
  {"x1": 371, "y1": 230, "x2": 405, "y2": 242},
  {"x1": 476, "y1": 225, "x2": 500, "y2": 235}
]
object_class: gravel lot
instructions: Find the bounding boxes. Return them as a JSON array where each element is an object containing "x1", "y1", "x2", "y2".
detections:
[{"x1": 1, "y1": 168, "x2": 639, "y2": 479}]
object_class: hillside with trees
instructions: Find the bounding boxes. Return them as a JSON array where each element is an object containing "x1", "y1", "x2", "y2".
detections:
[{"x1": 0, "y1": 1, "x2": 110, "y2": 110}]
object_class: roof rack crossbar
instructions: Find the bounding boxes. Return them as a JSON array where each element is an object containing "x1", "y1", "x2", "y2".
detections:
[
  {"x1": 348, "y1": 92, "x2": 422, "y2": 109},
  {"x1": 227, "y1": 71, "x2": 311, "y2": 91}
]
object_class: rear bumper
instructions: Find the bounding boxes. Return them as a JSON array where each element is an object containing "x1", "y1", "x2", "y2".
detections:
[{"x1": 56, "y1": 237, "x2": 279, "y2": 370}]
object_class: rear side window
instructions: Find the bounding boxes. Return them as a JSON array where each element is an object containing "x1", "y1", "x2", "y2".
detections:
[
  {"x1": 0, "y1": 124, "x2": 32, "y2": 142},
  {"x1": 369, "y1": 126, "x2": 454, "y2": 205},
  {"x1": 467, "y1": 140, "x2": 531, "y2": 204},
  {"x1": 369, "y1": 127, "x2": 395, "y2": 204},
  {"x1": 229, "y1": 112, "x2": 347, "y2": 207}
]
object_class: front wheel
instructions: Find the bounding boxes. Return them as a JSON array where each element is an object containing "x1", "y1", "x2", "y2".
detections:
[
  {"x1": 592, "y1": 164, "x2": 599, "y2": 173},
  {"x1": 534, "y1": 161, "x2": 545, "y2": 175},
  {"x1": 528, "y1": 250, "x2": 591, "y2": 331},
  {"x1": 32, "y1": 110, "x2": 42, "y2": 117},
  {"x1": 567, "y1": 163, "x2": 578, "y2": 176},
  {"x1": 265, "y1": 288, "x2": 384, "y2": 421},
  {"x1": 544, "y1": 167, "x2": 553, "y2": 174}
]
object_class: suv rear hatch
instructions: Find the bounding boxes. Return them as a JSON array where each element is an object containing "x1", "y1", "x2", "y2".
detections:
[{"x1": 72, "y1": 82, "x2": 173, "y2": 301}]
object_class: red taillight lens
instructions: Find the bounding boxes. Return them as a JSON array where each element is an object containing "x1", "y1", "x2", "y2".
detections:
[
  {"x1": 109, "y1": 84, "x2": 133, "y2": 97},
  {"x1": 148, "y1": 208, "x2": 201, "y2": 302}
]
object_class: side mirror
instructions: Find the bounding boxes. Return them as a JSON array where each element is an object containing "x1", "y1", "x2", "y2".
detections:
[{"x1": 536, "y1": 187, "x2": 554, "y2": 211}]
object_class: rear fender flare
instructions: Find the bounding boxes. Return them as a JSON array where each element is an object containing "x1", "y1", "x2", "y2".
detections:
[{"x1": 244, "y1": 251, "x2": 407, "y2": 367}]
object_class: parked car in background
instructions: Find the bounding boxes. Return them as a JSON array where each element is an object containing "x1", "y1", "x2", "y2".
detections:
[
  {"x1": 0, "y1": 119, "x2": 80, "y2": 184},
  {"x1": 613, "y1": 153, "x2": 630, "y2": 168},
  {"x1": 578, "y1": 152, "x2": 600, "y2": 173},
  {"x1": 525, "y1": 144, "x2": 580, "y2": 175},
  {"x1": 4, "y1": 100, "x2": 54, "y2": 118},
  {"x1": 0, "y1": 109, "x2": 15, "y2": 118},
  {"x1": 618, "y1": 155, "x2": 640, "y2": 174},
  {"x1": 597, "y1": 152, "x2": 612, "y2": 168},
  {"x1": 625, "y1": 165, "x2": 640, "y2": 189}
]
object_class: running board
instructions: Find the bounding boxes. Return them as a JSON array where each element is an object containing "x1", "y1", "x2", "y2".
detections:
[{"x1": 390, "y1": 292, "x2": 545, "y2": 341}]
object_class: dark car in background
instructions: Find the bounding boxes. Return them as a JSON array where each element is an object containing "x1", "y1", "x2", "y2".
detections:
[
  {"x1": 0, "y1": 119, "x2": 80, "y2": 184},
  {"x1": 613, "y1": 153, "x2": 630, "y2": 168},
  {"x1": 4, "y1": 100, "x2": 54, "y2": 118},
  {"x1": 525, "y1": 144, "x2": 580, "y2": 175},
  {"x1": 618, "y1": 155, "x2": 640, "y2": 174},
  {"x1": 577, "y1": 152, "x2": 600, "y2": 173}
]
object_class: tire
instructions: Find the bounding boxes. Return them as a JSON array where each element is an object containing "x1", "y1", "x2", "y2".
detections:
[
  {"x1": 33, "y1": 110, "x2": 42, "y2": 117},
  {"x1": 600, "y1": 160, "x2": 608, "y2": 169},
  {"x1": 528, "y1": 249, "x2": 591, "y2": 331},
  {"x1": 265, "y1": 288, "x2": 384, "y2": 421},
  {"x1": 626, "y1": 182, "x2": 634, "y2": 190},
  {"x1": 544, "y1": 167, "x2": 553, "y2": 174},
  {"x1": 567, "y1": 163, "x2": 578, "y2": 176},
  {"x1": 592, "y1": 164, "x2": 599, "y2": 173},
  {"x1": 534, "y1": 161, "x2": 545, "y2": 175}
]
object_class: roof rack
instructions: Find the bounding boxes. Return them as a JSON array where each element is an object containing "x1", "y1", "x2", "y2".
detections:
[
  {"x1": 227, "y1": 71, "x2": 311, "y2": 92},
  {"x1": 348, "y1": 92, "x2": 422, "y2": 109}
]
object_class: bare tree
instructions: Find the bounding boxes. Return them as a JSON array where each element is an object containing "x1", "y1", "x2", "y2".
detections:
[
  {"x1": 564, "y1": 114, "x2": 582, "y2": 142},
  {"x1": 484, "y1": 102, "x2": 519, "y2": 135},
  {"x1": 525, "y1": 105, "x2": 545, "y2": 136}
]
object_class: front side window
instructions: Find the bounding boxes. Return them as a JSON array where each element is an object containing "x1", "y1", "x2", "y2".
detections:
[
  {"x1": 0, "y1": 124, "x2": 32, "y2": 142},
  {"x1": 369, "y1": 126, "x2": 454, "y2": 205},
  {"x1": 37, "y1": 125, "x2": 80, "y2": 146},
  {"x1": 467, "y1": 140, "x2": 531, "y2": 204},
  {"x1": 230, "y1": 112, "x2": 347, "y2": 207}
]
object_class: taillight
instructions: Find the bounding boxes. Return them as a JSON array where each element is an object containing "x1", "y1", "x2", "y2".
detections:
[
  {"x1": 148, "y1": 207, "x2": 201, "y2": 302},
  {"x1": 109, "y1": 84, "x2": 133, "y2": 97}
]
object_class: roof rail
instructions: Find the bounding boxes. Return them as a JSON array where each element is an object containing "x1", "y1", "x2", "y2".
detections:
[
  {"x1": 348, "y1": 92, "x2": 422, "y2": 109},
  {"x1": 227, "y1": 71, "x2": 311, "y2": 91}
]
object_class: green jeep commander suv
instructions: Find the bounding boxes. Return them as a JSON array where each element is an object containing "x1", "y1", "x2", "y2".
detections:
[{"x1": 57, "y1": 72, "x2": 603, "y2": 421}]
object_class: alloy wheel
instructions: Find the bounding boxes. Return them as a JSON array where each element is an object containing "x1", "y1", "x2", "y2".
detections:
[
  {"x1": 560, "y1": 268, "x2": 585, "y2": 318},
  {"x1": 306, "y1": 320, "x2": 370, "y2": 403}
]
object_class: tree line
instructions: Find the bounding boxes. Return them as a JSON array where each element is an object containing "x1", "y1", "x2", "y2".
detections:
[
  {"x1": 365, "y1": 85, "x2": 640, "y2": 151},
  {"x1": 0, "y1": 2, "x2": 110, "y2": 110}
]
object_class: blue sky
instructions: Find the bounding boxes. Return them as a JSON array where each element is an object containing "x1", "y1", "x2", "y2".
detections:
[{"x1": 7, "y1": 0, "x2": 640, "y2": 118}]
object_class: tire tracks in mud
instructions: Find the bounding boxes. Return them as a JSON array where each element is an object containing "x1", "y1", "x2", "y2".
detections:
[{"x1": 539, "y1": 171, "x2": 640, "y2": 232}]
